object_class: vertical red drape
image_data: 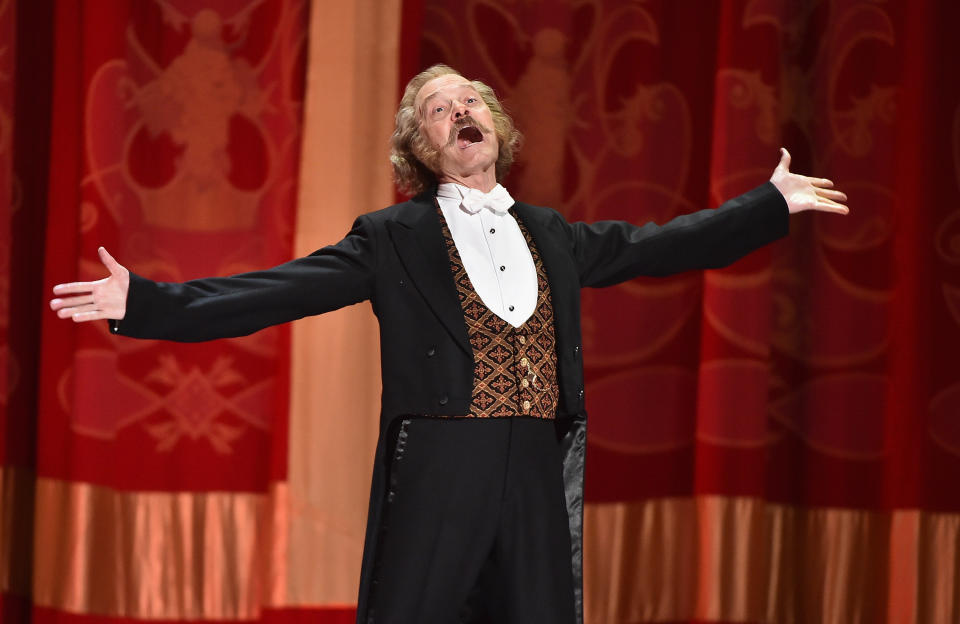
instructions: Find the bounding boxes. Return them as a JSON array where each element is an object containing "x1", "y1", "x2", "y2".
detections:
[
  {"x1": 2, "y1": 0, "x2": 55, "y2": 621},
  {"x1": 4, "y1": 0, "x2": 312, "y2": 622},
  {"x1": 39, "y1": 0, "x2": 300, "y2": 493},
  {"x1": 404, "y1": 0, "x2": 960, "y2": 621}
]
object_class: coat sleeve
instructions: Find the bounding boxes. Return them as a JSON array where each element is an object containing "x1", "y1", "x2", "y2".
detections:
[
  {"x1": 565, "y1": 182, "x2": 789, "y2": 288},
  {"x1": 110, "y1": 215, "x2": 377, "y2": 342}
]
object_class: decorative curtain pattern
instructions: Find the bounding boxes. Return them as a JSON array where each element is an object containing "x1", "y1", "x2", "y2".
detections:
[
  {"x1": 1, "y1": 0, "x2": 330, "y2": 621},
  {"x1": 405, "y1": 0, "x2": 960, "y2": 622},
  {"x1": 37, "y1": 0, "x2": 308, "y2": 614},
  {"x1": 3, "y1": 1, "x2": 960, "y2": 624},
  {"x1": 1, "y1": 0, "x2": 403, "y2": 622}
]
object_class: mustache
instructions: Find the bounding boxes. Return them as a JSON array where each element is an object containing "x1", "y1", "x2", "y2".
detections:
[{"x1": 447, "y1": 117, "x2": 492, "y2": 146}]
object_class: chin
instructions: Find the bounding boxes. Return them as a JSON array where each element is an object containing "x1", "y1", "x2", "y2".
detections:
[{"x1": 443, "y1": 149, "x2": 495, "y2": 172}]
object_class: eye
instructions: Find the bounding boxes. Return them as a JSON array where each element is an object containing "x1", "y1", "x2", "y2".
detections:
[
  {"x1": 433, "y1": 105, "x2": 444, "y2": 114},
  {"x1": 466, "y1": 97, "x2": 477, "y2": 104}
]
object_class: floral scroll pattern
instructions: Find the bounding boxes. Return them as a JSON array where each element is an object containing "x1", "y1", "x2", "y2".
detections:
[
  {"x1": 59, "y1": 0, "x2": 307, "y2": 487},
  {"x1": 415, "y1": 0, "x2": 957, "y2": 502}
]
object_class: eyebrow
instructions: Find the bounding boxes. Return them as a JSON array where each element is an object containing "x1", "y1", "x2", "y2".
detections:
[{"x1": 420, "y1": 92, "x2": 443, "y2": 110}]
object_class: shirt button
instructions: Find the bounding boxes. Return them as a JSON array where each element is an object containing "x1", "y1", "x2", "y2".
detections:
[
  {"x1": 521, "y1": 379, "x2": 529, "y2": 388},
  {"x1": 522, "y1": 400, "x2": 531, "y2": 411},
  {"x1": 439, "y1": 395, "x2": 448, "y2": 406},
  {"x1": 518, "y1": 335, "x2": 526, "y2": 344},
  {"x1": 426, "y1": 346, "x2": 436, "y2": 357},
  {"x1": 520, "y1": 357, "x2": 528, "y2": 366},
  {"x1": 489, "y1": 228, "x2": 495, "y2": 234},
  {"x1": 500, "y1": 265, "x2": 505, "y2": 271},
  {"x1": 508, "y1": 305, "x2": 515, "y2": 312}
]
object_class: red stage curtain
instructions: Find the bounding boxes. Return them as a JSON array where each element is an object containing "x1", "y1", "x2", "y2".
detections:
[
  {"x1": 0, "y1": 0, "x2": 332, "y2": 622},
  {"x1": 405, "y1": 0, "x2": 960, "y2": 621},
  {"x1": 2, "y1": 1, "x2": 55, "y2": 621},
  {"x1": 3, "y1": 1, "x2": 960, "y2": 623},
  {"x1": 1, "y1": 1, "x2": 402, "y2": 622}
]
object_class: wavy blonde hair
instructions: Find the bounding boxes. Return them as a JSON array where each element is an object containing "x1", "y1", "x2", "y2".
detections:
[{"x1": 390, "y1": 64, "x2": 522, "y2": 196}]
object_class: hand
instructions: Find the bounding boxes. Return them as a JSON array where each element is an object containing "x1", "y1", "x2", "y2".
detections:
[
  {"x1": 770, "y1": 147, "x2": 849, "y2": 215},
  {"x1": 50, "y1": 247, "x2": 130, "y2": 322}
]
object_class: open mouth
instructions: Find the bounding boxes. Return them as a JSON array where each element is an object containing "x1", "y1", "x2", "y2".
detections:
[{"x1": 456, "y1": 125, "x2": 484, "y2": 149}]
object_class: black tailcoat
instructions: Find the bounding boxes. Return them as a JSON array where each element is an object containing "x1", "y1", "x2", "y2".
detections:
[{"x1": 114, "y1": 182, "x2": 789, "y2": 623}]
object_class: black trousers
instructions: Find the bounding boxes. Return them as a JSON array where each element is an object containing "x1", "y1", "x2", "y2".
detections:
[{"x1": 367, "y1": 417, "x2": 577, "y2": 624}]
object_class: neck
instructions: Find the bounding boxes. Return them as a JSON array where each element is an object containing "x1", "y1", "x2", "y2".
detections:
[{"x1": 437, "y1": 169, "x2": 497, "y2": 193}]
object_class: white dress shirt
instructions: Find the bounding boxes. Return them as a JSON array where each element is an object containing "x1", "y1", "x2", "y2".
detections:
[{"x1": 436, "y1": 183, "x2": 537, "y2": 328}]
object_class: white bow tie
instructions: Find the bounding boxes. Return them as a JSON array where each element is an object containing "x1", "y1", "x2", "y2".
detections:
[{"x1": 455, "y1": 184, "x2": 515, "y2": 215}]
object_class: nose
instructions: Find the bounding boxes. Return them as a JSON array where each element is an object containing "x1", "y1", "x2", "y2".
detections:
[{"x1": 452, "y1": 99, "x2": 470, "y2": 119}]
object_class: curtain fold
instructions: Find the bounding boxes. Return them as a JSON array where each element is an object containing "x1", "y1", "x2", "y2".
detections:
[
  {"x1": 583, "y1": 499, "x2": 960, "y2": 623},
  {"x1": 280, "y1": 0, "x2": 400, "y2": 611},
  {"x1": 2, "y1": 0, "x2": 54, "y2": 621}
]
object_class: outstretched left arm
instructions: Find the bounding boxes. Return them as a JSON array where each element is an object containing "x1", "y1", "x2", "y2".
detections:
[
  {"x1": 770, "y1": 147, "x2": 849, "y2": 215},
  {"x1": 565, "y1": 148, "x2": 849, "y2": 288}
]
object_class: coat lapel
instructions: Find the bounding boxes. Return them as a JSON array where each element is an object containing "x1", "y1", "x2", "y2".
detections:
[
  {"x1": 513, "y1": 203, "x2": 579, "y2": 354},
  {"x1": 386, "y1": 197, "x2": 473, "y2": 356}
]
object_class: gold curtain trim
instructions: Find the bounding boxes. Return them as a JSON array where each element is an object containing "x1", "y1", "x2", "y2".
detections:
[
  {"x1": 583, "y1": 496, "x2": 960, "y2": 624},
  {"x1": 26, "y1": 478, "x2": 960, "y2": 621},
  {"x1": 31, "y1": 477, "x2": 294, "y2": 619}
]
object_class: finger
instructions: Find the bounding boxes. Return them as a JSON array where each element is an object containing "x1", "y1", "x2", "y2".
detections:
[
  {"x1": 815, "y1": 195, "x2": 845, "y2": 208},
  {"x1": 815, "y1": 188, "x2": 847, "y2": 201},
  {"x1": 98, "y1": 246, "x2": 122, "y2": 275},
  {"x1": 815, "y1": 199, "x2": 849, "y2": 214},
  {"x1": 52, "y1": 279, "x2": 103, "y2": 295},
  {"x1": 50, "y1": 295, "x2": 95, "y2": 311},
  {"x1": 71, "y1": 309, "x2": 114, "y2": 323},
  {"x1": 58, "y1": 303, "x2": 101, "y2": 319},
  {"x1": 809, "y1": 177, "x2": 834, "y2": 188},
  {"x1": 778, "y1": 147, "x2": 791, "y2": 171}
]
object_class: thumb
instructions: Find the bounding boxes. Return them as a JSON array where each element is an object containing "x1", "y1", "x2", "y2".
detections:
[
  {"x1": 98, "y1": 246, "x2": 122, "y2": 275},
  {"x1": 778, "y1": 147, "x2": 791, "y2": 171}
]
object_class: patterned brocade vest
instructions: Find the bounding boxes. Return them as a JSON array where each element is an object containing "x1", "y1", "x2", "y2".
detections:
[{"x1": 438, "y1": 207, "x2": 560, "y2": 419}]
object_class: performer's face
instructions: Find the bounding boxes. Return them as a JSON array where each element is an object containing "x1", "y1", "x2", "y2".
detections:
[{"x1": 414, "y1": 74, "x2": 499, "y2": 182}]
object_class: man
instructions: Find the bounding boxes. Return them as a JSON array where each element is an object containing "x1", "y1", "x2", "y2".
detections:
[{"x1": 51, "y1": 64, "x2": 848, "y2": 623}]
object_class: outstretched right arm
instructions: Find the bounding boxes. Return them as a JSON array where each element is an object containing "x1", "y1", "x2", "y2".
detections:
[{"x1": 49, "y1": 216, "x2": 377, "y2": 342}]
